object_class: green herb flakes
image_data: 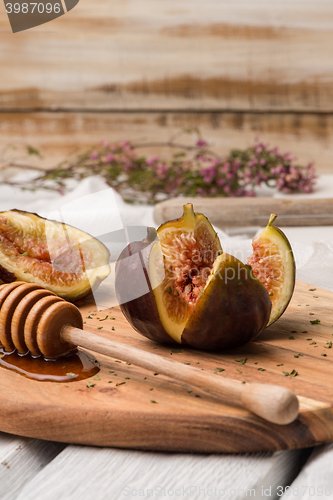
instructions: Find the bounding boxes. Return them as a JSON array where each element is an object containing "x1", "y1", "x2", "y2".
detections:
[
  {"x1": 171, "y1": 350, "x2": 183, "y2": 353},
  {"x1": 150, "y1": 400, "x2": 158, "y2": 403},
  {"x1": 87, "y1": 381, "x2": 95, "y2": 388},
  {"x1": 310, "y1": 319, "x2": 321, "y2": 324},
  {"x1": 93, "y1": 375, "x2": 101, "y2": 381},
  {"x1": 116, "y1": 382, "x2": 126, "y2": 386},
  {"x1": 235, "y1": 358, "x2": 247, "y2": 365},
  {"x1": 66, "y1": 372, "x2": 75, "y2": 377},
  {"x1": 283, "y1": 370, "x2": 298, "y2": 377},
  {"x1": 258, "y1": 368, "x2": 266, "y2": 371}
]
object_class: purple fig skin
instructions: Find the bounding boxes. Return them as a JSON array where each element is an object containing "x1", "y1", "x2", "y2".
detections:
[
  {"x1": 115, "y1": 228, "x2": 175, "y2": 345},
  {"x1": 181, "y1": 254, "x2": 271, "y2": 351}
]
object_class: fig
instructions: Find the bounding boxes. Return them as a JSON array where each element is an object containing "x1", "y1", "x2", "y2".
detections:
[
  {"x1": 115, "y1": 204, "x2": 271, "y2": 350},
  {"x1": 247, "y1": 214, "x2": 295, "y2": 327},
  {"x1": 0, "y1": 210, "x2": 110, "y2": 301}
]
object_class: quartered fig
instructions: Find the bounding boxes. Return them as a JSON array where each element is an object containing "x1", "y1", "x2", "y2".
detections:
[
  {"x1": 115, "y1": 204, "x2": 271, "y2": 351},
  {"x1": 247, "y1": 214, "x2": 296, "y2": 327},
  {"x1": 0, "y1": 210, "x2": 110, "y2": 301}
]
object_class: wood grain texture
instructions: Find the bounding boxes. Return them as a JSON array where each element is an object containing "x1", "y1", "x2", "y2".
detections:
[
  {"x1": 15, "y1": 446, "x2": 304, "y2": 500},
  {"x1": 1, "y1": 0, "x2": 333, "y2": 112},
  {"x1": 0, "y1": 434, "x2": 65, "y2": 500},
  {"x1": 0, "y1": 281, "x2": 332, "y2": 452},
  {"x1": 0, "y1": 111, "x2": 332, "y2": 175},
  {"x1": 283, "y1": 444, "x2": 333, "y2": 499},
  {"x1": 154, "y1": 198, "x2": 333, "y2": 227}
]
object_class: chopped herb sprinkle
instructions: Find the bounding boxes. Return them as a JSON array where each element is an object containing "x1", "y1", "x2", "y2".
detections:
[
  {"x1": 171, "y1": 350, "x2": 183, "y2": 353},
  {"x1": 150, "y1": 400, "x2": 158, "y2": 403},
  {"x1": 310, "y1": 319, "x2": 321, "y2": 324},
  {"x1": 66, "y1": 372, "x2": 75, "y2": 377},
  {"x1": 235, "y1": 358, "x2": 247, "y2": 365},
  {"x1": 93, "y1": 375, "x2": 101, "y2": 381},
  {"x1": 258, "y1": 368, "x2": 266, "y2": 371},
  {"x1": 289, "y1": 336, "x2": 295, "y2": 340},
  {"x1": 116, "y1": 382, "x2": 126, "y2": 386},
  {"x1": 87, "y1": 381, "x2": 95, "y2": 388},
  {"x1": 215, "y1": 367, "x2": 225, "y2": 372},
  {"x1": 283, "y1": 370, "x2": 298, "y2": 377}
]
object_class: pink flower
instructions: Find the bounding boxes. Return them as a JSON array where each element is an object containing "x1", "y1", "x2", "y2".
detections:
[
  {"x1": 89, "y1": 152, "x2": 99, "y2": 160},
  {"x1": 146, "y1": 156, "x2": 159, "y2": 165},
  {"x1": 103, "y1": 154, "x2": 115, "y2": 163},
  {"x1": 196, "y1": 139, "x2": 208, "y2": 148}
]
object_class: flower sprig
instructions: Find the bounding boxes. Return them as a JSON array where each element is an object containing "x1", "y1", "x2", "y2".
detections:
[{"x1": 0, "y1": 131, "x2": 316, "y2": 203}]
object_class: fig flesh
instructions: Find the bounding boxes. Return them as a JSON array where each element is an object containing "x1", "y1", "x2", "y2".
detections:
[
  {"x1": 116, "y1": 204, "x2": 271, "y2": 351},
  {"x1": 247, "y1": 214, "x2": 295, "y2": 326},
  {"x1": 0, "y1": 210, "x2": 110, "y2": 301}
]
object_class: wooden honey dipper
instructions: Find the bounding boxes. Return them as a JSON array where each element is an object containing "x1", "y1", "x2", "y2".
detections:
[{"x1": 0, "y1": 281, "x2": 299, "y2": 425}]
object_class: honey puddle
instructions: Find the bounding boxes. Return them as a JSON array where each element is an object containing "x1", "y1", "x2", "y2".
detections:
[{"x1": 0, "y1": 348, "x2": 100, "y2": 382}]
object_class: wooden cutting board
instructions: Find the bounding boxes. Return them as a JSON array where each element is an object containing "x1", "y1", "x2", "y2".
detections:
[{"x1": 0, "y1": 280, "x2": 332, "y2": 453}]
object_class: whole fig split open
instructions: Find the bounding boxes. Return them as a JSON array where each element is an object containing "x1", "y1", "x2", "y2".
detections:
[
  {"x1": 0, "y1": 210, "x2": 110, "y2": 301},
  {"x1": 115, "y1": 204, "x2": 271, "y2": 351}
]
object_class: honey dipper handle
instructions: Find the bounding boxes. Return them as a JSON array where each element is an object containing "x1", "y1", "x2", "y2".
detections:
[{"x1": 62, "y1": 326, "x2": 299, "y2": 425}]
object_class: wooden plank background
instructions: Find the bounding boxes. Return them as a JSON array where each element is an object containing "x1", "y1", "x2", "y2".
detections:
[{"x1": 0, "y1": 0, "x2": 333, "y2": 173}]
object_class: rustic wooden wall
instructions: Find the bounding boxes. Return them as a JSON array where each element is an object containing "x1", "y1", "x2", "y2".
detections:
[{"x1": 0, "y1": 0, "x2": 333, "y2": 173}]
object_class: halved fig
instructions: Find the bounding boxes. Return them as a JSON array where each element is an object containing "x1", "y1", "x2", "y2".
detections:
[
  {"x1": 0, "y1": 210, "x2": 110, "y2": 301},
  {"x1": 247, "y1": 214, "x2": 296, "y2": 327},
  {"x1": 116, "y1": 204, "x2": 271, "y2": 350}
]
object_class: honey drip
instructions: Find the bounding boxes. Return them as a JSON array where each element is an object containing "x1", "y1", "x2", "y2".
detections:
[{"x1": 0, "y1": 347, "x2": 100, "y2": 382}]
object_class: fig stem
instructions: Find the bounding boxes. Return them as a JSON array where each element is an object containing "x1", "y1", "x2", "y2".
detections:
[{"x1": 63, "y1": 327, "x2": 299, "y2": 425}]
